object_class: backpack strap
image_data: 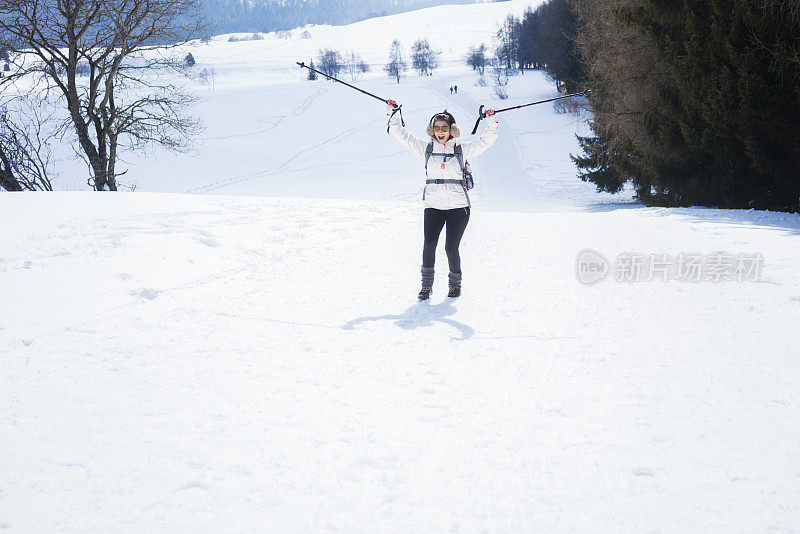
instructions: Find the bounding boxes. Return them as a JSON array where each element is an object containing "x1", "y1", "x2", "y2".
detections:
[
  {"x1": 453, "y1": 143, "x2": 465, "y2": 172},
  {"x1": 453, "y1": 143, "x2": 470, "y2": 207},
  {"x1": 424, "y1": 141, "x2": 434, "y2": 176},
  {"x1": 426, "y1": 142, "x2": 466, "y2": 173},
  {"x1": 424, "y1": 142, "x2": 470, "y2": 207}
]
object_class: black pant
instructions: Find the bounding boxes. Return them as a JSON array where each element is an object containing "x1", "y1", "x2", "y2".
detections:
[{"x1": 422, "y1": 207, "x2": 470, "y2": 273}]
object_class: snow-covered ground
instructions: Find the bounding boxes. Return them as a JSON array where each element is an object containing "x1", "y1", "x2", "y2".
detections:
[{"x1": 3, "y1": 0, "x2": 800, "y2": 531}]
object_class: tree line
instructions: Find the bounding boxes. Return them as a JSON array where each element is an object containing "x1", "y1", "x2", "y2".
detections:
[
  {"x1": 501, "y1": 0, "x2": 800, "y2": 211},
  {"x1": 307, "y1": 39, "x2": 439, "y2": 84},
  {"x1": 202, "y1": 0, "x2": 472, "y2": 35},
  {"x1": 576, "y1": 0, "x2": 800, "y2": 211},
  {"x1": 463, "y1": 2, "x2": 583, "y2": 100}
]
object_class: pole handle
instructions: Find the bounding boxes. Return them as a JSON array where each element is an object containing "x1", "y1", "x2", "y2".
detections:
[
  {"x1": 471, "y1": 105, "x2": 485, "y2": 135},
  {"x1": 386, "y1": 101, "x2": 404, "y2": 133}
]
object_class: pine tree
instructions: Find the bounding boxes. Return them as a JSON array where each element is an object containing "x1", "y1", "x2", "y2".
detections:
[
  {"x1": 307, "y1": 59, "x2": 318, "y2": 80},
  {"x1": 535, "y1": 0, "x2": 583, "y2": 92},
  {"x1": 573, "y1": 0, "x2": 800, "y2": 211},
  {"x1": 623, "y1": 0, "x2": 800, "y2": 209}
]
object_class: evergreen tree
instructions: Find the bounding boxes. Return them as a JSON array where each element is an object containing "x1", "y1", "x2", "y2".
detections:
[
  {"x1": 621, "y1": 0, "x2": 800, "y2": 209},
  {"x1": 536, "y1": 0, "x2": 583, "y2": 92},
  {"x1": 572, "y1": 126, "x2": 628, "y2": 195},
  {"x1": 307, "y1": 59, "x2": 318, "y2": 80},
  {"x1": 513, "y1": 0, "x2": 584, "y2": 88},
  {"x1": 571, "y1": 0, "x2": 800, "y2": 211},
  {"x1": 516, "y1": 7, "x2": 542, "y2": 70}
]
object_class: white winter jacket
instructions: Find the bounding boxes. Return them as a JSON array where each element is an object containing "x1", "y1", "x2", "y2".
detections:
[{"x1": 388, "y1": 110, "x2": 499, "y2": 210}]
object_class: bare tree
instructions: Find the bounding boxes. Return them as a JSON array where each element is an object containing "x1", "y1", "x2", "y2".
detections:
[
  {"x1": 411, "y1": 39, "x2": 439, "y2": 76},
  {"x1": 492, "y1": 64, "x2": 509, "y2": 100},
  {"x1": 495, "y1": 14, "x2": 519, "y2": 71},
  {"x1": 199, "y1": 67, "x2": 216, "y2": 90},
  {"x1": 384, "y1": 39, "x2": 407, "y2": 84},
  {"x1": 0, "y1": 0, "x2": 205, "y2": 191},
  {"x1": 572, "y1": 0, "x2": 668, "y2": 155},
  {"x1": 317, "y1": 49, "x2": 343, "y2": 79},
  {"x1": 466, "y1": 44, "x2": 488, "y2": 76},
  {"x1": 0, "y1": 95, "x2": 59, "y2": 191},
  {"x1": 345, "y1": 51, "x2": 369, "y2": 82}
]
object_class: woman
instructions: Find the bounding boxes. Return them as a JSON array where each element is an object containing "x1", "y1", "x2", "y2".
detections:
[{"x1": 386, "y1": 99, "x2": 498, "y2": 300}]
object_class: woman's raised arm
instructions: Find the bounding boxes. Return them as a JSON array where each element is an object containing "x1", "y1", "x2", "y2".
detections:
[
  {"x1": 386, "y1": 100, "x2": 428, "y2": 159},
  {"x1": 461, "y1": 108, "x2": 498, "y2": 159}
]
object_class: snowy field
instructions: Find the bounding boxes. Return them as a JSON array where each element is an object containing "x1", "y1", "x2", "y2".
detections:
[{"x1": 3, "y1": 0, "x2": 800, "y2": 531}]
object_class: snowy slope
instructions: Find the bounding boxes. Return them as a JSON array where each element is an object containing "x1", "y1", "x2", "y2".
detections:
[
  {"x1": 50, "y1": 0, "x2": 591, "y2": 209},
  {"x1": 3, "y1": 0, "x2": 800, "y2": 531},
  {"x1": 2, "y1": 193, "x2": 800, "y2": 532}
]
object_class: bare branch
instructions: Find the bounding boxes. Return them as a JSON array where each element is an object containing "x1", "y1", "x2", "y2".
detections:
[{"x1": 0, "y1": 0, "x2": 206, "y2": 190}]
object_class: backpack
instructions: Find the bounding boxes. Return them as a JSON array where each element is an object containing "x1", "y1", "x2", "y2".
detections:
[{"x1": 424, "y1": 141, "x2": 474, "y2": 190}]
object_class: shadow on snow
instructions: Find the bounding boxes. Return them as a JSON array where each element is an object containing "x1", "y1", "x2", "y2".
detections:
[{"x1": 342, "y1": 299, "x2": 474, "y2": 341}]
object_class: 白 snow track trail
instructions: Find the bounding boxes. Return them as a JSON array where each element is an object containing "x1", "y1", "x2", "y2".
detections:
[{"x1": 186, "y1": 116, "x2": 398, "y2": 194}]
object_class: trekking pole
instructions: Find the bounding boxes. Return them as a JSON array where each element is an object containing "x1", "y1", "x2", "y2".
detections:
[
  {"x1": 470, "y1": 90, "x2": 590, "y2": 134},
  {"x1": 297, "y1": 61, "x2": 403, "y2": 132}
]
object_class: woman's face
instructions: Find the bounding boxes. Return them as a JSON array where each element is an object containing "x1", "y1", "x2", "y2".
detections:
[{"x1": 433, "y1": 119, "x2": 451, "y2": 144}]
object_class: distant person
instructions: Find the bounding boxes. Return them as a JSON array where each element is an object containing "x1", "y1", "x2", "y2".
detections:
[
  {"x1": 385, "y1": 99, "x2": 498, "y2": 300},
  {"x1": 450, "y1": 86, "x2": 453, "y2": 94},
  {"x1": 454, "y1": 85, "x2": 458, "y2": 94}
]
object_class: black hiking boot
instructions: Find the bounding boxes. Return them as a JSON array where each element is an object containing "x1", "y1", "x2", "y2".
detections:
[
  {"x1": 418, "y1": 286, "x2": 433, "y2": 301},
  {"x1": 447, "y1": 286, "x2": 461, "y2": 298}
]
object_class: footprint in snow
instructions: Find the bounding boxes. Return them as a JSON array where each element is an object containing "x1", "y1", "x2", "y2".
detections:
[
  {"x1": 130, "y1": 288, "x2": 160, "y2": 300},
  {"x1": 193, "y1": 233, "x2": 222, "y2": 247},
  {"x1": 176, "y1": 480, "x2": 209, "y2": 493}
]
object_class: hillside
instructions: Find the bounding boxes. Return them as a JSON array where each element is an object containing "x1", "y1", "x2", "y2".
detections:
[{"x1": 3, "y1": 1, "x2": 800, "y2": 532}]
